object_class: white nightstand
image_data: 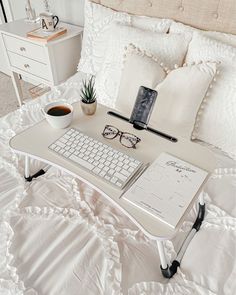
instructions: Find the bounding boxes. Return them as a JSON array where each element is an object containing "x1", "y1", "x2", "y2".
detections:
[{"x1": 0, "y1": 19, "x2": 83, "y2": 106}]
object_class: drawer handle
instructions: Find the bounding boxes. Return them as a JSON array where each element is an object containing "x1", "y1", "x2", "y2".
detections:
[
  {"x1": 24, "y1": 64, "x2": 30, "y2": 68},
  {"x1": 20, "y1": 47, "x2": 26, "y2": 51}
]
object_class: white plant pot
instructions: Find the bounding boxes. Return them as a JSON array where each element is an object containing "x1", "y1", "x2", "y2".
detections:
[{"x1": 80, "y1": 100, "x2": 97, "y2": 115}]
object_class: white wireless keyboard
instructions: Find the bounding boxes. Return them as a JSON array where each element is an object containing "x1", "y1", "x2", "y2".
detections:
[{"x1": 48, "y1": 128, "x2": 143, "y2": 189}]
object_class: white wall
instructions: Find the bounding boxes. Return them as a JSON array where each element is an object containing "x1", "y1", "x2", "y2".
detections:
[{"x1": 8, "y1": 0, "x2": 85, "y2": 26}]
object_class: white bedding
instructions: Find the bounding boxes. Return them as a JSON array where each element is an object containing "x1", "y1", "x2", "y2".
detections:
[{"x1": 0, "y1": 72, "x2": 236, "y2": 295}]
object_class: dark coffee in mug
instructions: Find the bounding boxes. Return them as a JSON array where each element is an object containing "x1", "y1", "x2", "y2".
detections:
[{"x1": 47, "y1": 106, "x2": 71, "y2": 116}]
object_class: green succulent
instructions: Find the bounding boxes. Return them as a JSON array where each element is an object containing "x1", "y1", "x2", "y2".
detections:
[{"x1": 80, "y1": 76, "x2": 97, "y2": 104}]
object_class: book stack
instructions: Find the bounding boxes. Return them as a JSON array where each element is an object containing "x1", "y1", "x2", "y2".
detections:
[{"x1": 27, "y1": 27, "x2": 67, "y2": 42}]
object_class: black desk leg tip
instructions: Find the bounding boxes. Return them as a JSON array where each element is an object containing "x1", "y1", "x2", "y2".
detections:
[
  {"x1": 24, "y1": 169, "x2": 46, "y2": 182},
  {"x1": 192, "y1": 203, "x2": 205, "y2": 232},
  {"x1": 160, "y1": 260, "x2": 180, "y2": 278}
]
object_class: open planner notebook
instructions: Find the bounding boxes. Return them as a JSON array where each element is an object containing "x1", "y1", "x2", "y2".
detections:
[{"x1": 122, "y1": 153, "x2": 208, "y2": 229}]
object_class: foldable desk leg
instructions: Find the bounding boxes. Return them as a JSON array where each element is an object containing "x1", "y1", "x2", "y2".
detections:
[
  {"x1": 24, "y1": 155, "x2": 30, "y2": 179},
  {"x1": 24, "y1": 155, "x2": 48, "y2": 182},
  {"x1": 158, "y1": 197, "x2": 206, "y2": 279}
]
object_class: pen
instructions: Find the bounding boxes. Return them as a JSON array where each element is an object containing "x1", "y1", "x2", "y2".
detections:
[{"x1": 119, "y1": 163, "x2": 150, "y2": 198}]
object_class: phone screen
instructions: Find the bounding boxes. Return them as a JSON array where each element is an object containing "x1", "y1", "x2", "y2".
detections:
[{"x1": 129, "y1": 86, "x2": 157, "y2": 129}]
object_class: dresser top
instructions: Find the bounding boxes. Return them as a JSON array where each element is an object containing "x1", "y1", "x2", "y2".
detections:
[{"x1": 0, "y1": 19, "x2": 83, "y2": 45}]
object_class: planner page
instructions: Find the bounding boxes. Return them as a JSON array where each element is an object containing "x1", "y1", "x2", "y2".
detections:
[{"x1": 122, "y1": 152, "x2": 208, "y2": 228}]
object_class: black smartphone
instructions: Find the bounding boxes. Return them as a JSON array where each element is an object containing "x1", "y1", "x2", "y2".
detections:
[{"x1": 129, "y1": 86, "x2": 157, "y2": 129}]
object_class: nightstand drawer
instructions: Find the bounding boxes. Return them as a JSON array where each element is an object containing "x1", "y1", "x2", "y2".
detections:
[
  {"x1": 8, "y1": 52, "x2": 50, "y2": 81},
  {"x1": 3, "y1": 34, "x2": 46, "y2": 63}
]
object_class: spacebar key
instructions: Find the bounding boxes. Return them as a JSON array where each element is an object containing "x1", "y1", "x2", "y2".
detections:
[{"x1": 69, "y1": 155, "x2": 95, "y2": 170}]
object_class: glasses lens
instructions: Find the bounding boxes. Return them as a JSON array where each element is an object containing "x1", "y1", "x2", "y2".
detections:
[
  {"x1": 103, "y1": 125, "x2": 118, "y2": 139},
  {"x1": 120, "y1": 133, "x2": 140, "y2": 148}
]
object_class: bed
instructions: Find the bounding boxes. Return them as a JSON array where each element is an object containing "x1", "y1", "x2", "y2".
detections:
[{"x1": 0, "y1": 0, "x2": 236, "y2": 294}]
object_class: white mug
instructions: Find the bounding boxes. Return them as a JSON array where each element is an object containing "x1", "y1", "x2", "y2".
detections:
[
  {"x1": 42, "y1": 101, "x2": 73, "y2": 129},
  {"x1": 40, "y1": 12, "x2": 59, "y2": 32}
]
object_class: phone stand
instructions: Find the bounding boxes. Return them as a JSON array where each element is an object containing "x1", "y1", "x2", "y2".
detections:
[
  {"x1": 107, "y1": 111, "x2": 178, "y2": 143},
  {"x1": 132, "y1": 120, "x2": 147, "y2": 130}
]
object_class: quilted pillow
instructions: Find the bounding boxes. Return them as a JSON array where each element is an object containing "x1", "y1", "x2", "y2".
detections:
[
  {"x1": 78, "y1": 0, "x2": 171, "y2": 75},
  {"x1": 170, "y1": 21, "x2": 236, "y2": 48},
  {"x1": 186, "y1": 32, "x2": 236, "y2": 158},
  {"x1": 95, "y1": 23, "x2": 190, "y2": 107}
]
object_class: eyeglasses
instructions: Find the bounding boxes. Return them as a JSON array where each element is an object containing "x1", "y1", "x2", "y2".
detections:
[{"x1": 102, "y1": 125, "x2": 141, "y2": 148}]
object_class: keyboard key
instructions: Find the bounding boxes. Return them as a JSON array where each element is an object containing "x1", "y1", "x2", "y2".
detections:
[
  {"x1": 116, "y1": 182, "x2": 122, "y2": 187},
  {"x1": 121, "y1": 169, "x2": 130, "y2": 177},
  {"x1": 114, "y1": 172, "x2": 127, "y2": 182},
  {"x1": 98, "y1": 163, "x2": 104, "y2": 169},
  {"x1": 128, "y1": 167, "x2": 135, "y2": 173},
  {"x1": 69, "y1": 154, "x2": 94, "y2": 170},
  {"x1": 130, "y1": 162, "x2": 139, "y2": 168},
  {"x1": 105, "y1": 175, "x2": 111, "y2": 181},
  {"x1": 64, "y1": 151, "x2": 71, "y2": 157},
  {"x1": 99, "y1": 171, "x2": 106, "y2": 177},
  {"x1": 109, "y1": 169, "x2": 115, "y2": 175},
  {"x1": 57, "y1": 142, "x2": 66, "y2": 148},
  {"x1": 111, "y1": 177, "x2": 118, "y2": 183},
  {"x1": 93, "y1": 167, "x2": 101, "y2": 174},
  {"x1": 55, "y1": 146, "x2": 60, "y2": 152}
]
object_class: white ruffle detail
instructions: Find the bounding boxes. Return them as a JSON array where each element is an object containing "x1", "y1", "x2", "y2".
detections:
[
  {"x1": 191, "y1": 64, "x2": 219, "y2": 141},
  {"x1": 0, "y1": 279, "x2": 25, "y2": 295},
  {"x1": 128, "y1": 280, "x2": 217, "y2": 295},
  {"x1": 123, "y1": 43, "x2": 171, "y2": 74},
  {"x1": 0, "y1": 222, "x2": 31, "y2": 294},
  {"x1": 0, "y1": 159, "x2": 27, "y2": 221}
]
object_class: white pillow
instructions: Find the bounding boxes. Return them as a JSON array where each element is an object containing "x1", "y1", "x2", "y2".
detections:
[
  {"x1": 116, "y1": 44, "x2": 167, "y2": 116},
  {"x1": 78, "y1": 0, "x2": 171, "y2": 75},
  {"x1": 95, "y1": 23, "x2": 190, "y2": 107},
  {"x1": 170, "y1": 21, "x2": 236, "y2": 48},
  {"x1": 131, "y1": 15, "x2": 171, "y2": 33},
  {"x1": 150, "y1": 62, "x2": 217, "y2": 138},
  {"x1": 78, "y1": 0, "x2": 130, "y2": 75},
  {"x1": 186, "y1": 32, "x2": 236, "y2": 158}
]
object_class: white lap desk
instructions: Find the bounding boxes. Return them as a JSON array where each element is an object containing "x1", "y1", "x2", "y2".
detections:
[{"x1": 10, "y1": 103, "x2": 215, "y2": 242}]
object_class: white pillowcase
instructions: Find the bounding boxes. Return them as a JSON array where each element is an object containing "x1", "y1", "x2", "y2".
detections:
[
  {"x1": 78, "y1": 0, "x2": 171, "y2": 75},
  {"x1": 78, "y1": 0, "x2": 130, "y2": 75},
  {"x1": 150, "y1": 62, "x2": 217, "y2": 138},
  {"x1": 116, "y1": 44, "x2": 167, "y2": 116},
  {"x1": 131, "y1": 15, "x2": 172, "y2": 33},
  {"x1": 95, "y1": 23, "x2": 190, "y2": 107},
  {"x1": 186, "y1": 32, "x2": 236, "y2": 158},
  {"x1": 115, "y1": 45, "x2": 217, "y2": 139},
  {"x1": 170, "y1": 21, "x2": 236, "y2": 48}
]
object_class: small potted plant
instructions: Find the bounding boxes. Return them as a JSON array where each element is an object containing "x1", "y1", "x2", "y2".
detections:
[{"x1": 80, "y1": 76, "x2": 97, "y2": 115}]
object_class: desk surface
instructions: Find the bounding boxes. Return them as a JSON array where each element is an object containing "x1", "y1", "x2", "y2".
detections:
[{"x1": 10, "y1": 103, "x2": 216, "y2": 240}]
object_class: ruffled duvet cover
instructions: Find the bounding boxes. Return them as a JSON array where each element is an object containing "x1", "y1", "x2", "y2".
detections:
[{"x1": 0, "y1": 72, "x2": 236, "y2": 295}]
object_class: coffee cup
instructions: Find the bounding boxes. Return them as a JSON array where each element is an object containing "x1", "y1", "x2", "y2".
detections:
[
  {"x1": 42, "y1": 101, "x2": 73, "y2": 129},
  {"x1": 40, "y1": 12, "x2": 59, "y2": 32}
]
